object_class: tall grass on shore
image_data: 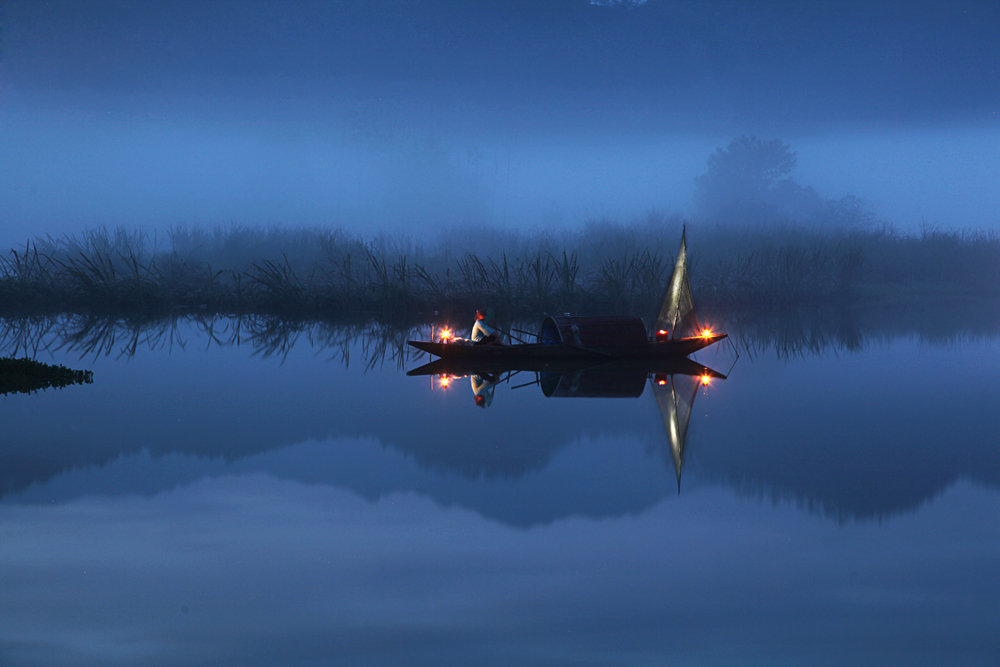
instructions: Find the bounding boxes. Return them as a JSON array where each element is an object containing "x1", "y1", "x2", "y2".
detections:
[{"x1": 2, "y1": 221, "x2": 998, "y2": 319}]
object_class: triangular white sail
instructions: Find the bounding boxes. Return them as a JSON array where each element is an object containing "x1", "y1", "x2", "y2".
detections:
[{"x1": 655, "y1": 228, "x2": 700, "y2": 339}]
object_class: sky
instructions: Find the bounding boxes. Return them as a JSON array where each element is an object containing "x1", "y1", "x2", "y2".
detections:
[{"x1": 2, "y1": 0, "x2": 999, "y2": 245}]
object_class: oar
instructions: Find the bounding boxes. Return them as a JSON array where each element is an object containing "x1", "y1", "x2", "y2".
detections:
[{"x1": 494, "y1": 325, "x2": 528, "y2": 344}]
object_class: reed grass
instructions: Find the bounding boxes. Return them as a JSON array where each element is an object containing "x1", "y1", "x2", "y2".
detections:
[{"x1": 1, "y1": 222, "x2": 997, "y2": 320}]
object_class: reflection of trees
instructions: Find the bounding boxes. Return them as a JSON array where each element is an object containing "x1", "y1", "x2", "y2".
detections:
[{"x1": 0, "y1": 314, "x2": 414, "y2": 369}]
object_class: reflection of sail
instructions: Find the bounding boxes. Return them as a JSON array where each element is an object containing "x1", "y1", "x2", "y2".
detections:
[
  {"x1": 409, "y1": 351, "x2": 723, "y2": 488},
  {"x1": 650, "y1": 373, "x2": 701, "y2": 491},
  {"x1": 655, "y1": 227, "x2": 700, "y2": 339}
]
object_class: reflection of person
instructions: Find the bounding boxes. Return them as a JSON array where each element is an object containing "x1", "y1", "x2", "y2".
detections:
[
  {"x1": 471, "y1": 308, "x2": 502, "y2": 345},
  {"x1": 471, "y1": 372, "x2": 499, "y2": 408}
]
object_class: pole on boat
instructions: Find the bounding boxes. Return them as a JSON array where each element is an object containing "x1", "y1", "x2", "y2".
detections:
[
  {"x1": 495, "y1": 326, "x2": 528, "y2": 344},
  {"x1": 510, "y1": 327, "x2": 537, "y2": 340}
]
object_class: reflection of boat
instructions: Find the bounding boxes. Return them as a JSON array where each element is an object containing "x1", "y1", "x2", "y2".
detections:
[
  {"x1": 408, "y1": 229, "x2": 726, "y2": 361},
  {"x1": 407, "y1": 355, "x2": 725, "y2": 383},
  {"x1": 407, "y1": 356, "x2": 721, "y2": 491}
]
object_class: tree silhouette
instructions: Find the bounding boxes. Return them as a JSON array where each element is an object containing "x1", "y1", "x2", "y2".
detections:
[{"x1": 695, "y1": 135, "x2": 818, "y2": 224}]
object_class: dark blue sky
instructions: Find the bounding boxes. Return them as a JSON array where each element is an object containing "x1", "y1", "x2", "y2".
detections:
[{"x1": 3, "y1": 0, "x2": 999, "y2": 242}]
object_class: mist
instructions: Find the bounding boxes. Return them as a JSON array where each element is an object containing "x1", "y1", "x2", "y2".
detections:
[{"x1": 3, "y1": 0, "x2": 999, "y2": 247}]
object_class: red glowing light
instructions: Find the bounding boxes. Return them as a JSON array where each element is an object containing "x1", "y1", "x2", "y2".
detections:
[{"x1": 657, "y1": 379, "x2": 668, "y2": 385}]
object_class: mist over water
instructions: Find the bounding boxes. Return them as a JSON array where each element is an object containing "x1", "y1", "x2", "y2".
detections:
[
  {"x1": 5, "y1": 105, "x2": 999, "y2": 247},
  {"x1": 3, "y1": 1, "x2": 999, "y2": 246}
]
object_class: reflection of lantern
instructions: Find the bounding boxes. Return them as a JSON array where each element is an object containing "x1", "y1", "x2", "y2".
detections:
[{"x1": 655, "y1": 329, "x2": 670, "y2": 342}]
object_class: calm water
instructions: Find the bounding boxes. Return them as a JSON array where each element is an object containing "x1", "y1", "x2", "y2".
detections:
[{"x1": 1, "y1": 317, "x2": 998, "y2": 665}]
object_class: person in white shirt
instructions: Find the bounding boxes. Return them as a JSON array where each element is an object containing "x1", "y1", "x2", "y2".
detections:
[{"x1": 471, "y1": 308, "x2": 501, "y2": 345}]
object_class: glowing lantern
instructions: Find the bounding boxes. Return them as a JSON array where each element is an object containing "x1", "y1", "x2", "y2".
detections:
[
  {"x1": 439, "y1": 375, "x2": 452, "y2": 388},
  {"x1": 700, "y1": 374, "x2": 711, "y2": 386},
  {"x1": 700, "y1": 328, "x2": 713, "y2": 338},
  {"x1": 439, "y1": 328, "x2": 453, "y2": 342}
]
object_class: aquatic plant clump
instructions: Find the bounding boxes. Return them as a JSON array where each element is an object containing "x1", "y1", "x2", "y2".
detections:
[
  {"x1": 0, "y1": 224, "x2": 997, "y2": 319},
  {"x1": 0, "y1": 357, "x2": 94, "y2": 396}
]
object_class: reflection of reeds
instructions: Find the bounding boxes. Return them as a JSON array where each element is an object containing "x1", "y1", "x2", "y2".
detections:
[
  {"x1": 3, "y1": 292, "x2": 998, "y2": 371},
  {"x1": 0, "y1": 313, "x2": 415, "y2": 370},
  {"x1": 1, "y1": 224, "x2": 998, "y2": 319}
]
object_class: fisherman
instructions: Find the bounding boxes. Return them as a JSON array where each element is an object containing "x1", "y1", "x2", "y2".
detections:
[
  {"x1": 471, "y1": 372, "x2": 499, "y2": 408},
  {"x1": 471, "y1": 307, "x2": 502, "y2": 345}
]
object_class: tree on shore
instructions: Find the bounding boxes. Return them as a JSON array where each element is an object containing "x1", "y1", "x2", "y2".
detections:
[{"x1": 694, "y1": 135, "x2": 822, "y2": 225}]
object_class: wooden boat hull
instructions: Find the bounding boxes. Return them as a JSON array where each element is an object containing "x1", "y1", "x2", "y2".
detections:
[{"x1": 407, "y1": 333, "x2": 727, "y2": 363}]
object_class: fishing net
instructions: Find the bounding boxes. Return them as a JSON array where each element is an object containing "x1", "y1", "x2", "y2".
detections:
[{"x1": 655, "y1": 230, "x2": 701, "y2": 339}]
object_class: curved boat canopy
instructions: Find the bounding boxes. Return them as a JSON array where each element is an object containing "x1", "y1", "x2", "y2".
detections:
[{"x1": 538, "y1": 315, "x2": 648, "y2": 347}]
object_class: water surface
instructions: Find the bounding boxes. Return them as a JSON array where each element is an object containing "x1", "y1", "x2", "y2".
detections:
[{"x1": 1, "y1": 316, "x2": 997, "y2": 665}]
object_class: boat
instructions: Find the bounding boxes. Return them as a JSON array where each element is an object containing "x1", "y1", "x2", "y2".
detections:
[{"x1": 407, "y1": 228, "x2": 726, "y2": 362}]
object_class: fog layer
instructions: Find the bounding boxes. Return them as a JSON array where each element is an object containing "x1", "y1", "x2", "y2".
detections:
[{"x1": 3, "y1": 1, "x2": 999, "y2": 245}]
